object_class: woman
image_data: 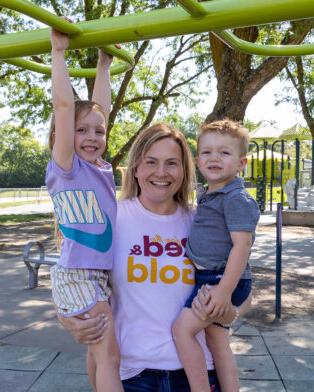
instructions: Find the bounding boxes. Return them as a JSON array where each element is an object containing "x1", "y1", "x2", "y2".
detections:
[{"x1": 59, "y1": 123, "x2": 250, "y2": 391}]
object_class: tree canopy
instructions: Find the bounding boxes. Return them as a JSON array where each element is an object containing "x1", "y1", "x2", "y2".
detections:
[
  {"x1": 1, "y1": 1, "x2": 313, "y2": 172},
  {"x1": 0, "y1": 123, "x2": 50, "y2": 187}
]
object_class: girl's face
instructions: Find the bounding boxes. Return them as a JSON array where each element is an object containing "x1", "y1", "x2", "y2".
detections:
[
  {"x1": 74, "y1": 108, "x2": 107, "y2": 164},
  {"x1": 135, "y1": 137, "x2": 184, "y2": 214}
]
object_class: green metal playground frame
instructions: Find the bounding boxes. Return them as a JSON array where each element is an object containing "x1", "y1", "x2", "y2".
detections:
[{"x1": 0, "y1": 0, "x2": 313, "y2": 76}]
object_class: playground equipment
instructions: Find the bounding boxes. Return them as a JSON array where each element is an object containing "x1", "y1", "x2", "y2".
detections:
[
  {"x1": 0, "y1": 0, "x2": 314, "y2": 77},
  {"x1": 249, "y1": 124, "x2": 313, "y2": 211}
]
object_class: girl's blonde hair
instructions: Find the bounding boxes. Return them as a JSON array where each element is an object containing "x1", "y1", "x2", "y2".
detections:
[
  {"x1": 48, "y1": 100, "x2": 107, "y2": 151},
  {"x1": 121, "y1": 122, "x2": 196, "y2": 209}
]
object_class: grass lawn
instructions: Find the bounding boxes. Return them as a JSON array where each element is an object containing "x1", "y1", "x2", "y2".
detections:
[
  {"x1": 246, "y1": 186, "x2": 287, "y2": 204},
  {"x1": 0, "y1": 199, "x2": 51, "y2": 208},
  {"x1": 0, "y1": 189, "x2": 49, "y2": 198}
]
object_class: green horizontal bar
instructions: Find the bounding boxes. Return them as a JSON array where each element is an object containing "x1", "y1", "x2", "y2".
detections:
[
  {"x1": 0, "y1": 0, "x2": 82, "y2": 35},
  {"x1": 0, "y1": 0, "x2": 314, "y2": 60},
  {"x1": 4, "y1": 57, "x2": 132, "y2": 77},
  {"x1": 176, "y1": 0, "x2": 208, "y2": 17},
  {"x1": 4, "y1": 44, "x2": 134, "y2": 77},
  {"x1": 214, "y1": 30, "x2": 314, "y2": 56}
]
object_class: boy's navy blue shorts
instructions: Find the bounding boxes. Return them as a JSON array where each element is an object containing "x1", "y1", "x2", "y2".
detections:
[{"x1": 185, "y1": 269, "x2": 251, "y2": 309}]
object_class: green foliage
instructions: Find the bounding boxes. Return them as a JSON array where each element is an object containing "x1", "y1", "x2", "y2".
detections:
[
  {"x1": 0, "y1": 123, "x2": 50, "y2": 187},
  {"x1": 163, "y1": 112, "x2": 203, "y2": 155},
  {"x1": 1, "y1": 1, "x2": 211, "y2": 167},
  {"x1": 107, "y1": 121, "x2": 139, "y2": 160},
  {"x1": 278, "y1": 57, "x2": 314, "y2": 117}
]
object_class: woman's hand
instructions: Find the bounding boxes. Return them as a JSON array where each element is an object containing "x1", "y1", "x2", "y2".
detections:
[
  {"x1": 192, "y1": 285, "x2": 253, "y2": 323},
  {"x1": 58, "y1": 313, "x2": 109, "y2": 345},
  {"x1": 201, "y1": 283, "x2": 232, "y2": 319},
  {"x1": 191, "y1": 284, "x2": 212, "y2": 321}
]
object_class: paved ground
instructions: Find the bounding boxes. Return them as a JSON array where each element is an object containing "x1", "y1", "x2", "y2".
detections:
[{"x1": 0, "y1": 210, "x2": 313, "y2": 391}]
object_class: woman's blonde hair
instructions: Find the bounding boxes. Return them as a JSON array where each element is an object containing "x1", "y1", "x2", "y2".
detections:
[
  {"x1": 121, "y1": 122, "x2": 196, "y2": 209},
  {"x1": 48, "y1": 100, "x2": 106, "y2": 151}
]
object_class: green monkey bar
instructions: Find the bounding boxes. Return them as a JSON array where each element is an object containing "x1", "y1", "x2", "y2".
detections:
[{"x1": 0, "y1": 0, "x2": 313, "y2": 77}]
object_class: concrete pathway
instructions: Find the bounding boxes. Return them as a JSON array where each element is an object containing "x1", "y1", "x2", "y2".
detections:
[{"x1": 0, "y1": 212, "x2": 313, "y2": 391}]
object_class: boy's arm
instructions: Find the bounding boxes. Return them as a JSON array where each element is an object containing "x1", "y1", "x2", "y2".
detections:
[
  {"x1": 51, "y1": 28, "x2": 75, "y2": 171},
  {"x1": 219, "y1": 231, "x2": 252, "y2": 293},
  {"x1": 92, "y1": 50, "x2": 112, "y2": 128},
  {"x1": 204, "y1": 231, "x2": 252, "y2": 318}
]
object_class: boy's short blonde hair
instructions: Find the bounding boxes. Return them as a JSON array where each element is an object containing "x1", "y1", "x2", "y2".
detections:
[
  {"x1": 198, "y1": 119, "x2": 249, "y2": 156},
  {"x1": 121, "y1": 122, "x2": 196, "y2": 209}
]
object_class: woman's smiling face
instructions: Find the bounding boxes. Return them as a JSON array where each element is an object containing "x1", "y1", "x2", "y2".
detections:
[{"x1": 135, "y1": 137, "x2": 184, "y2": 214}]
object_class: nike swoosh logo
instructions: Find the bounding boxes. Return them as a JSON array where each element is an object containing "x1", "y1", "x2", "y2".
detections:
[{"x1": 59, "y1": 213, "x2": 112, "y2": 253}]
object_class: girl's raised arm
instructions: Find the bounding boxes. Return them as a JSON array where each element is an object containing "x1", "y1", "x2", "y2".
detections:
[
  {"x1": 92, "y1": 50, "x2": 113, "y2": 128},
  {"x1": 51, "y1": 28, "x2": 75, "y2": 171}
]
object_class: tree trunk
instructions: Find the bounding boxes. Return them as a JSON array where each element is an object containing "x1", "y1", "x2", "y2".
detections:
[{"x1": 205, "y1": 20, "x2": 314, "y2": 123}]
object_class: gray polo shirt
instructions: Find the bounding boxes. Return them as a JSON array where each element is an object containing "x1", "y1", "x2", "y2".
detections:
[{"x1": 186, "y1": 177, "x2": 260, "y2": 279}]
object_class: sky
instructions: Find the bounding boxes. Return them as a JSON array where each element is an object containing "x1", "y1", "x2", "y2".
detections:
[
  {"x1": 196, "y1": 77, "x2": 304, "y2": 130},
  {"x1": 243, "y1": 79, "x2": 304, "y2": 129}
]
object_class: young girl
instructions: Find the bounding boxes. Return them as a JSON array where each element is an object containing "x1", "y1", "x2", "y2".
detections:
[{"x1": 46, "y1": 28, "x2": 123, "y2": 392}]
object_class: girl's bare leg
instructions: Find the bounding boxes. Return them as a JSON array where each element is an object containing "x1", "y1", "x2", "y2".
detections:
[
  {"x1": 87, "y1": 349, "x2": 96, "y2": 392},
  {"x1": 86, "y1": 301, "x2": 123, "y2": 392}
]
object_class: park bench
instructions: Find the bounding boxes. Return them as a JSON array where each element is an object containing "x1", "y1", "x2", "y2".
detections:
[{"x1": 23, "y1": 241, "x2": 59, "y2": 289}]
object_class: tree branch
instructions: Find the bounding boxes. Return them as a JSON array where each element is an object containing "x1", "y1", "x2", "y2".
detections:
[
  {"x1": 295, "y1": 57, "x2": 314, "y2": 132},
  {"x1": 167, "y1": 64, "x2": 212, "y2": 95},
  {"x1": 107, "y1": 40, "x2": 150, "y2": 139},
  {"x1": 122, "y1": 93, "x2": 180, "y2": 107},
  {"x1": 245, "y1": 19, "x2": 314, "y2": 100}
]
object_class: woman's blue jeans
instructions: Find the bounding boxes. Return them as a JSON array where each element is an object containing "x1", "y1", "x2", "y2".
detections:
[{"x1": 122, "y1": 368, "x2": 220, "y2": 391}]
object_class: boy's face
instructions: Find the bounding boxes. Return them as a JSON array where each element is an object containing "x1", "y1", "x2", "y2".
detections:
[
  {"x1": 197, "y1": 132, "x2": 247, "y2": 191},
  {"x1": 74, "y1": 108, "x2": 107, "y2": 164}
]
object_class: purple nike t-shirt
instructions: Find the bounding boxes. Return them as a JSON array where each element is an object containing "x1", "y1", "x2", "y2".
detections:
[{"x1": 46, "y1": 154, "x2": 116, "y2": 270}]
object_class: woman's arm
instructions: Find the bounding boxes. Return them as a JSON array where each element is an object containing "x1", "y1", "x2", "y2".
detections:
[
  {"x1": 50, "y1": 28, "x2": 75, "y2": 171},
  {"x1": 58, "y1": 313, "x2": 109, "y2": 345}
]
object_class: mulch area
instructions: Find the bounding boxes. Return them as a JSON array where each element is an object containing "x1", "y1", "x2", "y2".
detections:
[
  {"x1": 246, "y1": 265, "x2": 314, "y2": 326},
  {"x1": 0, "y1": 219, "x2": 56, "y2": 257},
  {"x1": 0, "y1": 219, "x2": 313, "y2": 326}
]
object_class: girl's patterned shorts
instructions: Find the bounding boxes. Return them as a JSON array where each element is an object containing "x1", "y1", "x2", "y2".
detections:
[{"x1": 50, "y1": 265, "x2": 111, "y2": 317}]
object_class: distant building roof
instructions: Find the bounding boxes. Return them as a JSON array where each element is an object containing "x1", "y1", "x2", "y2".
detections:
[
  {"x1": 279, "y1": 123, "x2": 312, "y2": 140},
  {"x1": 249, "y1": 122, "x2": 282, "y2": 140},
  {"x1": 249, "y1": 122, "x2": 312, "y2": 141}
]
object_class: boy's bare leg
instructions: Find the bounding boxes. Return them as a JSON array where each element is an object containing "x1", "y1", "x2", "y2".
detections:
[
  {"x1": 87, "y1": 301, "x2": 123, "y2": 392},
  {"x1": 173, "y1": 308, "x2": 212, "y2": 392},
  {"x1": 206, "y1": 324, "x2": 239, "y2": 392}
]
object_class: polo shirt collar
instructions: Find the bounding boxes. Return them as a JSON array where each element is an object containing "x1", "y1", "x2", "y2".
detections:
[{"x1": 208, "y1": 177, "x2": 244, "y2": 194}]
